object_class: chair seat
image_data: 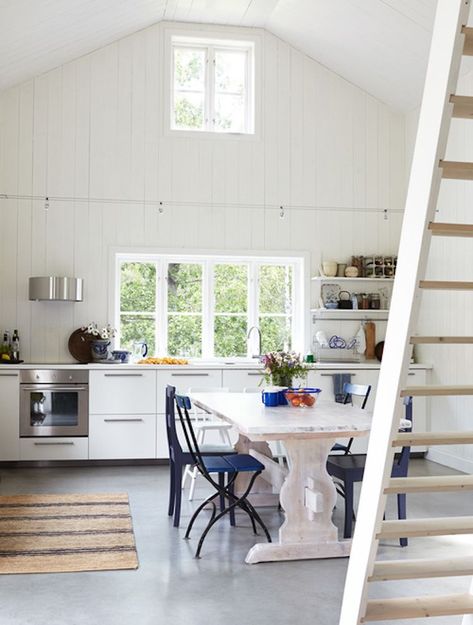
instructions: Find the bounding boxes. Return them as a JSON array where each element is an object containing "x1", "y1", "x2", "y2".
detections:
[
  {"x1": 224, "y1": 454, "x2": 265, "y2": 472},
  {"x1": 327, "y1": 453, "x2": 407, "y2": 481},
  {"x1": 327, "y1": 454, "x2": 366, "y2": 481},
  {"x1": 201, "y1": 453, "x2": 265, "y2": 474},
  {"x1": 201, "y1": 455, "x2": 236, "y2": 473}
]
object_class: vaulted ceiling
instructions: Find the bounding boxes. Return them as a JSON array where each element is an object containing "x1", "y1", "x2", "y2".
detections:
[{"x1": 0, "y1": 0, "x2": 446, "y2": 110}]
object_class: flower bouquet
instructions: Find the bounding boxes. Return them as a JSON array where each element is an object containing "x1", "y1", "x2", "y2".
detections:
[
  {"x1": 261, "y1": 351, "x2": 309, "y2": 387},
  {"x1": 81, "y1": 323, "x2": 117, "y2": 362}
]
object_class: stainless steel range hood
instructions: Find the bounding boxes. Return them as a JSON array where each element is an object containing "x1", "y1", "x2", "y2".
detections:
[{"x1": 29, "y1": 277, "x2": 84, "y2": 302}]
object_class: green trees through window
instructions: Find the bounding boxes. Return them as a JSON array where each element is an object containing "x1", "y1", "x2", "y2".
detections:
[
  {"x1": 118, "y1": 256, "x2": 298, "y2": 359},
  {"x1": 171, "y1": 37, "x2": 253, "y2": 134}
]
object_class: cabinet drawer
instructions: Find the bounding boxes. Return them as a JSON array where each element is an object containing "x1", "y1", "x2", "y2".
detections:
[
  {"x1": 221, "y1": 369, "x2": 265, "y2": 391},
  {"x1": 90, "y1": 370, "x2": 156, "y2": 414},
  {"x1": 20, "y1": 438, "x2": 88, "y2": 460},
  {"x1": 156, "y1": 370, "x2": 222, "y2": 407},
  {"x1": 89, "y1": 414, "x2": 156, "y2": 459}
]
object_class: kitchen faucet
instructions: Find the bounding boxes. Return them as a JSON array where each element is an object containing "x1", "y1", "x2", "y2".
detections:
[{"x1": 247, "y1": 326, "x2": 262, "y2": 359}]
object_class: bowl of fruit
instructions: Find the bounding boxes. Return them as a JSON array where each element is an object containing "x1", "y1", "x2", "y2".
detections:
[{"x1": 284, "y1": 387, "x2": 322, "y2": 408}]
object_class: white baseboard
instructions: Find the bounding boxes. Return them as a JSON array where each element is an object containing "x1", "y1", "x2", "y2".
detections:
[{"x1": 426, "y1": 448, "x2": 473, "y2": 474}]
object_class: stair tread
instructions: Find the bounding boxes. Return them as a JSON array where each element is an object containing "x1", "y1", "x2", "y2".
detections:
[
  {"x1": 401, "y1": 385, "x2": 473, "y2": 396},
  {"x1": 363, "y1": 593, "x2": 473, "y2": 621},
  {"x1": 385, "y1": 474, "x2": 473, "y2": 493},
  {"x1": 378, "y1": 516, "x2": 473, "y2": 539},
  {"x1": 451, "y1": 94, "x2": 473, "y2": 118},
  {"x1": 440, "y1": 160, "x2": 473, "y2": 180},
  {"x1": 369, "y1": 556, "x2": 473, "y2": 581},
  {"x1": 420, "y1": 280, "x2": 473, "y2": 290},
  {"x1": 411, "y1": 336, "x2": 473, "y2": 344},
  {"x1": 393, "y1": 431, "x2": 473, "y2": 446},
  {"x1": 463, "y1": 26, "x2": 473, "y2": 56},
  {"x1": 429, "y1": 221, "x2": 473, "y2": 236}
]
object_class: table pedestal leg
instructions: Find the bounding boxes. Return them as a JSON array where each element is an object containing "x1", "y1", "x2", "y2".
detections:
[{"x1": 245, "y1": 438, "x2": 351, "y2": 563}]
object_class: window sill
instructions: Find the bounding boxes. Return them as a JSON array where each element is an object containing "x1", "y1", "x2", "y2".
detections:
[{"x1": 164, "y1": 128, "x2": 261, "y2": 142}]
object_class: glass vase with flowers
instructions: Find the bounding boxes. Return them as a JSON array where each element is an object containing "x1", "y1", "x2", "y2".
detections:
[{"x1": 261, "y1": 351, "x2": 309, "y2": 388}]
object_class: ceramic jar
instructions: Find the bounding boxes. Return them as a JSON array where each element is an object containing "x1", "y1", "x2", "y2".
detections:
[{"x1": 322, "y1": 261, "x2": 338, "y2": 277}]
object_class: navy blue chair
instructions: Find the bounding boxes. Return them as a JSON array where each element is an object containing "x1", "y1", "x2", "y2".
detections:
[
  {"x1": 331, "y1": 382, "x2": 372, "y2": 454},
  {"x1": 327, "y1": 396, "x2": 413, "y2": 546},
  {"x1": 166, "y1": 385, "x2": 236, "y2": 528},
  {"x1": 175, "y1": 393, "x2": 272, "y2": 558}
]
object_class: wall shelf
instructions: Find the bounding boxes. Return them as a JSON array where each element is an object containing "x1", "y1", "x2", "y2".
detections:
[
  {"x1": 311, "y1": 308, "x2": 390, "y2": 321},
  {"x1": 311, "y1": 276, "x2": 395, "y2": 282}
]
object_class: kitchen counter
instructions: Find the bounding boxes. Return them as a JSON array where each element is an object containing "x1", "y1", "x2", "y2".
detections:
[{"x1": 0, "y1": 361, "x2": 432, "y2": 370}]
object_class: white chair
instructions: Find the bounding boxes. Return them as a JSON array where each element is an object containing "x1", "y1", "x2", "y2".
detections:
[
  {"x1": 183, "y1": 387, "x2": 234, "y2": 501},
  {"x1": 243, "y1": 387, "x2": 286, "y2": 467}
]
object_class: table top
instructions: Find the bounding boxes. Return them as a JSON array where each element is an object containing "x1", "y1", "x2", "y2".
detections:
[{"x1": 190, "y1": 392, "x2": 372, "y2": 441}]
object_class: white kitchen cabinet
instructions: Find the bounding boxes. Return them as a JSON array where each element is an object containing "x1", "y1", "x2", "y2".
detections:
[
  {"x1": 222, "y1": 368, "x2": 265, "y2": 391},
  {"x1": 0, "y1": 371, "x2": 20, "y2": 461},
  {"x1": 90, "y1": 369, "x2": 156, "y2": 414},
  {"x1": 156, "y1": 369, "x2": 232, "y2": 459},
  {"x1": 89, "y1": 414, "x2": 156, "y2": 459},
  {"x1": 308, "y1": 367, "x2": 428, "y2": 454},
  {"x1": 20, "y1": 437, "x2": 88, "y2": 460},
  {"x1": 156, "y1": 369, "x2": 223, "y2": 403}
]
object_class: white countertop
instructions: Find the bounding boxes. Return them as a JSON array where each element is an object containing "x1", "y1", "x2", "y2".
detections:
[{"x1": 0, "y1": 361, "x2": 432, "y2": 370}]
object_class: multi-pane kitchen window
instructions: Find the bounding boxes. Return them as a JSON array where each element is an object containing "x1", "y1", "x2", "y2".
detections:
[
  {"x1": 116, "y1": 255, "x2": 301, "y2": 359},
  {"x1": 171, "y1": 36, "x2": 254, "y2": 134}
]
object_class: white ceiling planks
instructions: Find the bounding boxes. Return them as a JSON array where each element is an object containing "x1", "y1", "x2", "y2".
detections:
[
  {"x1": 0, "y1": 0, "x2": 449, "y2": 110},
  {"x1": 266, "y1": 0, "x2": 435, "y2": 111}
]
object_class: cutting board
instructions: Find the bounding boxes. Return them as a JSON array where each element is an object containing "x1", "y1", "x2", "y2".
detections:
[{"x1": 364, "y1": 322, "x2": 376, "y2": 360}]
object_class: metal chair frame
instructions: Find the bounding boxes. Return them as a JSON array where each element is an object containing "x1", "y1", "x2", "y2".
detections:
[
  {"x1": 331, "y1": 382, "x2": 372, "y2": 455},
  {"x1": 327, "y1": 396, "x2": 413, "y2": 546},
  {"x1": 166, "y1": 385, "x2": 236, "y2": 528},
  {"x1": 175, "y1": 394, "x2": 272, "y2": 558}
]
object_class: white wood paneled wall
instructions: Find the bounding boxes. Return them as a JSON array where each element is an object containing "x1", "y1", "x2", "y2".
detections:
[
  {"x1": 0, "y1": 22, "x2": 406, "y2": 362},
  {"x1": 407, "y1": 63, "x2": 473, "y2": 474}
]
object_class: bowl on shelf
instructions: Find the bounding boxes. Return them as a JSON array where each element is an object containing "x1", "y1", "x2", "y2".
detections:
[
  {"x1": 284, "y1": 387, "x2": 322, "y2": 408},
  {"x1": 324, "y1": 302, "x2": 338, "y2": 309}
]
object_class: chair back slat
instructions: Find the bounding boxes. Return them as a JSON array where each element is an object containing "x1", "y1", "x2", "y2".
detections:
[
  {"x1": 342, "y1": 383, "x2": 371, "y2": 409},
  {"x1": 175, "y1": 393, "x2": 220, "y2": 486},
  {"x1": 394, "y1": 396, "x2": 413, "y2": 472},
  {"x1": 166, "y1": 385, "x2": 183, "y2": 463}
]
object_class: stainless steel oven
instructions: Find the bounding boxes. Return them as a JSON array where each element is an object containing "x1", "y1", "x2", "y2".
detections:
[{"x1": 20, "y1": 370, "x2": 89, "y2": 437}]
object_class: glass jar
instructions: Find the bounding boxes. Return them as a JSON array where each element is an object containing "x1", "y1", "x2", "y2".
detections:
[
  {"x1": 370, "y1": 293, "x2": 381, "y2": 309},
  {"x1": 360, "y1": 294, "x2": 370, "y2": 310}
]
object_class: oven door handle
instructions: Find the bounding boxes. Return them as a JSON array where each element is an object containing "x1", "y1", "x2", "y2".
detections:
[{"x1": 21, "y1": 385, "x2": 88, "y2": 392}]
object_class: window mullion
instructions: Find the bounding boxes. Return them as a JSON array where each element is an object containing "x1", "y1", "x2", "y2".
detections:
[
  {"x1": 159, "y1": 260, "x2": 168, "y2": 356},
  {"x1": 247, "y1": 262, "x2": 258, "y2": 358},
  {"x1": 202, "y1": 260, "x2": 213, "y2": 359}
]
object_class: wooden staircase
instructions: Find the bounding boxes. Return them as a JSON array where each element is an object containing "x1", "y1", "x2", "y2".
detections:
[{"x1": 338, "y1": 1, "x2": 473, "y2": 623}]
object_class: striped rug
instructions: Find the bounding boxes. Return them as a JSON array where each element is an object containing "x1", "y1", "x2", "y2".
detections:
[{"x1": 0, "y1": 493, "x2": 138, "y2": 574}]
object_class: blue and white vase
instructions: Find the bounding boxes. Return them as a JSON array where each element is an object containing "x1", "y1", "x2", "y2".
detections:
[{"x1": 90, "y1": 339, "x2": 111, "y2": 362}]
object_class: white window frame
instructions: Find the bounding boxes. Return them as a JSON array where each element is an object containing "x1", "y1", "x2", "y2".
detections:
[
  {"x1": 113, "y1": 252, "x2": 306, "y2": 361},
  {"x1": 164, "y1": 27, "x2": 260, "y2": 139}
]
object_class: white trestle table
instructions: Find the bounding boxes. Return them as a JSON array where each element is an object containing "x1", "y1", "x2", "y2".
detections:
[{"x1": 190, "y1": 392, "x2": 372, "y2": 564}]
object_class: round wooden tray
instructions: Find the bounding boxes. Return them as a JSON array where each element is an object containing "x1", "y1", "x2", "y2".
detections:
[{"x1": 68, "y1": 328, "x2": 94, "y2": 363}]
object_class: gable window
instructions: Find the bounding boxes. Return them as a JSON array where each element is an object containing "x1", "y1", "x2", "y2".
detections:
[
  {"x1": 116, "y1": 254, "x2": 303, "y2": 360},
  {"x1": 171, "y1": 35, "x2": 255, "y2": 134}
]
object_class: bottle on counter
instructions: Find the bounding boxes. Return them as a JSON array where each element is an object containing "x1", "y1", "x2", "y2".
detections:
[
  {"x1": 11, "y1": 329, "x2": 20, "y2": 361},
  {"x1": 1, "y1": 332, "x2": 11, "y2": 360}
]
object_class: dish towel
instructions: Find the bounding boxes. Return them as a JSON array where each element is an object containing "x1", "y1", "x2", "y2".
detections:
[{"x1": 332, "y1": 373, "x2": 352, "y2": 403}]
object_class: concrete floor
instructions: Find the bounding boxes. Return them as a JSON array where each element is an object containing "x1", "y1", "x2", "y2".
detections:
[{"x1": 0, "y1": 459, "x2": 471, "y2": 625}]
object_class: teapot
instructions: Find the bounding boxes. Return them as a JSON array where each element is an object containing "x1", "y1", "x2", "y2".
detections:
[{"x1": 338, "y1": 291, "x2": 353, "y2": 310}]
